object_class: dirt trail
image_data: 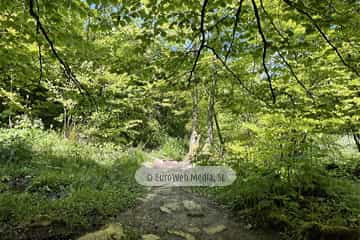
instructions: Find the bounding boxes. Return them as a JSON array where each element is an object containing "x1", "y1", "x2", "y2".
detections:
[{"x1": 115, "y1": 159, "x2": 278, "y2": 240}]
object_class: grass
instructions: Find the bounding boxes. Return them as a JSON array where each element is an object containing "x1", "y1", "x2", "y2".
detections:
[
  {"x1": 0, "y1": 128, "x2": 145, "y2": 239},
  {"x1": 194, "y1": 155, "x2": 360, "y2": 239}
]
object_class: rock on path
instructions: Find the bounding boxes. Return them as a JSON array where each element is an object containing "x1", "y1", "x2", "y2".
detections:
[{"x1": 116, "y1": 186, "x2": 277, "y2": 240}]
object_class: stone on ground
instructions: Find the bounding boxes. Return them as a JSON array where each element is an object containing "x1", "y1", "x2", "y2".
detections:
[
  {"x1": 77, "y1": 223, "x2": 125, "y2": 240},
  {"x1": 28, "y1": 214, "x2": 53, "y2": 227},
  {"x1": 160, "y1": 202, "x2": 182, "y2": 214},
  {"x1": 203, "y1": 224, "x2": 227, "y2": 235},
  {"x1": 159, "y1": 206, "x2": 172, "y2": 214},
  {"x1": 245, "y1": 223, "x2": 253, "y2": 230},
  {"x1": 167, "y1": 230, "x2": 196, "y2": 240},
  {"x1": 183, "y1": 200, "x2": 204, "y2": 217},
  {"x1": 186, "y1": 227, "x2": 201, "y2": 233},
  {"x1": 142, "y1": 234, "x2": 161, "y2": 240},
  {"x1": 183, "y1": 200, "x2": 201, "y2": 211}
]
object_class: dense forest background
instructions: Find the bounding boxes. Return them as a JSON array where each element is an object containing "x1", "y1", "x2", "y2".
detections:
[{"x1": 0, "y1": 0, "x2": 360, "y2": 239}]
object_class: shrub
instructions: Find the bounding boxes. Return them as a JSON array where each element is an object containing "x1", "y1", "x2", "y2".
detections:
[
  {"x1": 0, "y1": 129, "x2": 33, "y2": 163},
  {"x1": 157, "y1": 136, "x2": 186, "y2": 161}
]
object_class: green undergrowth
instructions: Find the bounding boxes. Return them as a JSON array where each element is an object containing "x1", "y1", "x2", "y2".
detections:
[
  {"x1": 0, "y1": 128, "x2": 146, "y2": 239},
  {"x1": 150, "y1": 136, "x2": 186, "y2": 161},
  {"x1": 195, "y1": 156, "x2": 360, "y2": 240}
]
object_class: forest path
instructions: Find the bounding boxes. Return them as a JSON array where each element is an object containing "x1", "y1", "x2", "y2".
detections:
[
  {"x1": 116, "y1": 185, "x2": 277, "y2": 240},
  {"x1": 114, "y1": 159, "x2": 278, "y2": 240}
]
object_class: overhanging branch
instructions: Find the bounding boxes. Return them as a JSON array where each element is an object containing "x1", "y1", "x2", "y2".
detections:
[
  {"x1": 283, "y1": 0, "x2": 360, "y2": 77},
  {"x1": 259, "y1": 0, "x2": 286, "y2": 41},
  {"x1": 260, "y1": 0, "x2": 314, "y2": 101},
  {"x1": 225, "y1": 0, "x2": 245, "y2": 62},
  {"x1": 34, "y1": 0, "x2": 43, "y2": 84},
  {"x1": 277, "y1": 51, "x2": 314, "y2": 99},
  {"x1": 28, "y1": 0, "x2": 96, "y2": 108},
  {"x1": 187, "y1": 0, "x2": 209, "y2": 86},
  {"x1": 251, "y1": 0, "x2": 276, "y2": 104},
  {"x1": 205, "y1": 45, "x2": 270, "y2": 106}
]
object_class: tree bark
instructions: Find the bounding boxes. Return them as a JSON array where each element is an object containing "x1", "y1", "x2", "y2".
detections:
[
  {"x1": 353, "y1": 133, "x2": 360, "y2": 152},
  {"x1": 186, "y1": 76, "x2": 200, "y2": 162},
  {"x1": 206, "y1": 77, "x2": 216, "y2": 147},
  {"x1": 63, "y1": 106, "x2": 67, "y2": 138},
  {"x1": 214, "y1": 109, "x2": 225, "y2": 156},
  {"x1": 8, "y1": 76, "x2": 13, "y2": 128}
]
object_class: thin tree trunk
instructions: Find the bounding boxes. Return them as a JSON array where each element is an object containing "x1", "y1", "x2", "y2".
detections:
[
  {"x1": 202, "y1": 70, "x2": 219, "y2": 160},
  {"x1": 209, "y1": 67, "x2": 225, "y2": 157},
  {"x1": 186, "y1": 76, "x2": 200, "y2": 162},
  {"x1": 353, "y1": 133, "x2": 360, "y2": 152},
  {"x1": 63, "y1": 106, "x2": 67, "y2": 138},
  {"x1": 8, "y1": 116, "x2": 12, "y2": 129},
  {"x1": 207, "y1": 77, "x2": 216, "y2": 146},
  {"x1": 214, "y1": 109, "x2": 225, "y2": 156},
  {"x1": 8, "y1": 76, "x2": 13, "y2": 128}
]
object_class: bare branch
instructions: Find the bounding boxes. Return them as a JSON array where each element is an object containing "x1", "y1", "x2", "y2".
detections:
[
  {"x1": 205, "y1": 45, "x2": 271, "y2": 106},
  {"x1": 259, "y1": 1, "x2": 314, "y2": 99},
  {"x1": 225, "y1": 0, "x2": 245, "y2": 61},
  {"x1": 205, "y1": 46, "x2": 248, "y2": 91},
  {"x1": 28, "y1": 0, "x2": 96, "y2": 108},
  {"x1": 34, "y1": 0, "x2": 43, "y2": 84},
  {"x1": 251, "y1": 0, "x2": 276, "y2": 104},
  {"x1": 277, "y1": 51, "x2": 314, "y2": 99},
  {"x1": 283, "y1": 0, "x2": 360, "y2": 77},
  {"x1": 38, "y1": 44, "x2": 43, "y2": 83},
  {"x1": 187, "y1": 0, "x2": 209, "y2": 86},
  {"x1": 259, "y1": 0, "x2": 286, "y2": 41}
]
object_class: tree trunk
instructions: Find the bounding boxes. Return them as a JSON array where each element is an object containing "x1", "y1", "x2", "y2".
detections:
[
  {"x1": 202, "y1": 71, "x2": 220, "y2": 159},
  {"x1": 186, "y1": 76, "x2": 200, "y2": 162},
  {"x1": 8, "y1": 76, "x2": 13, "y2": 128},
  {"x1": 206, "y1": 77, "x2": 216, "y2": 147},
  {"x1": 206, "y1": 68, "x2": 225, "y2": 158},
  {"x1": 8, "y1": 116, "x2": 12, "y2": 129},
  {"x1": 63, "y1": 106, "x2": 67, "y2": 138},
  {"x1": 353, "y1": 133, "x2": 360, "y2": 152},
  {"x1": 214, "y1": 106, "x2": 225, "y2": 157}
]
